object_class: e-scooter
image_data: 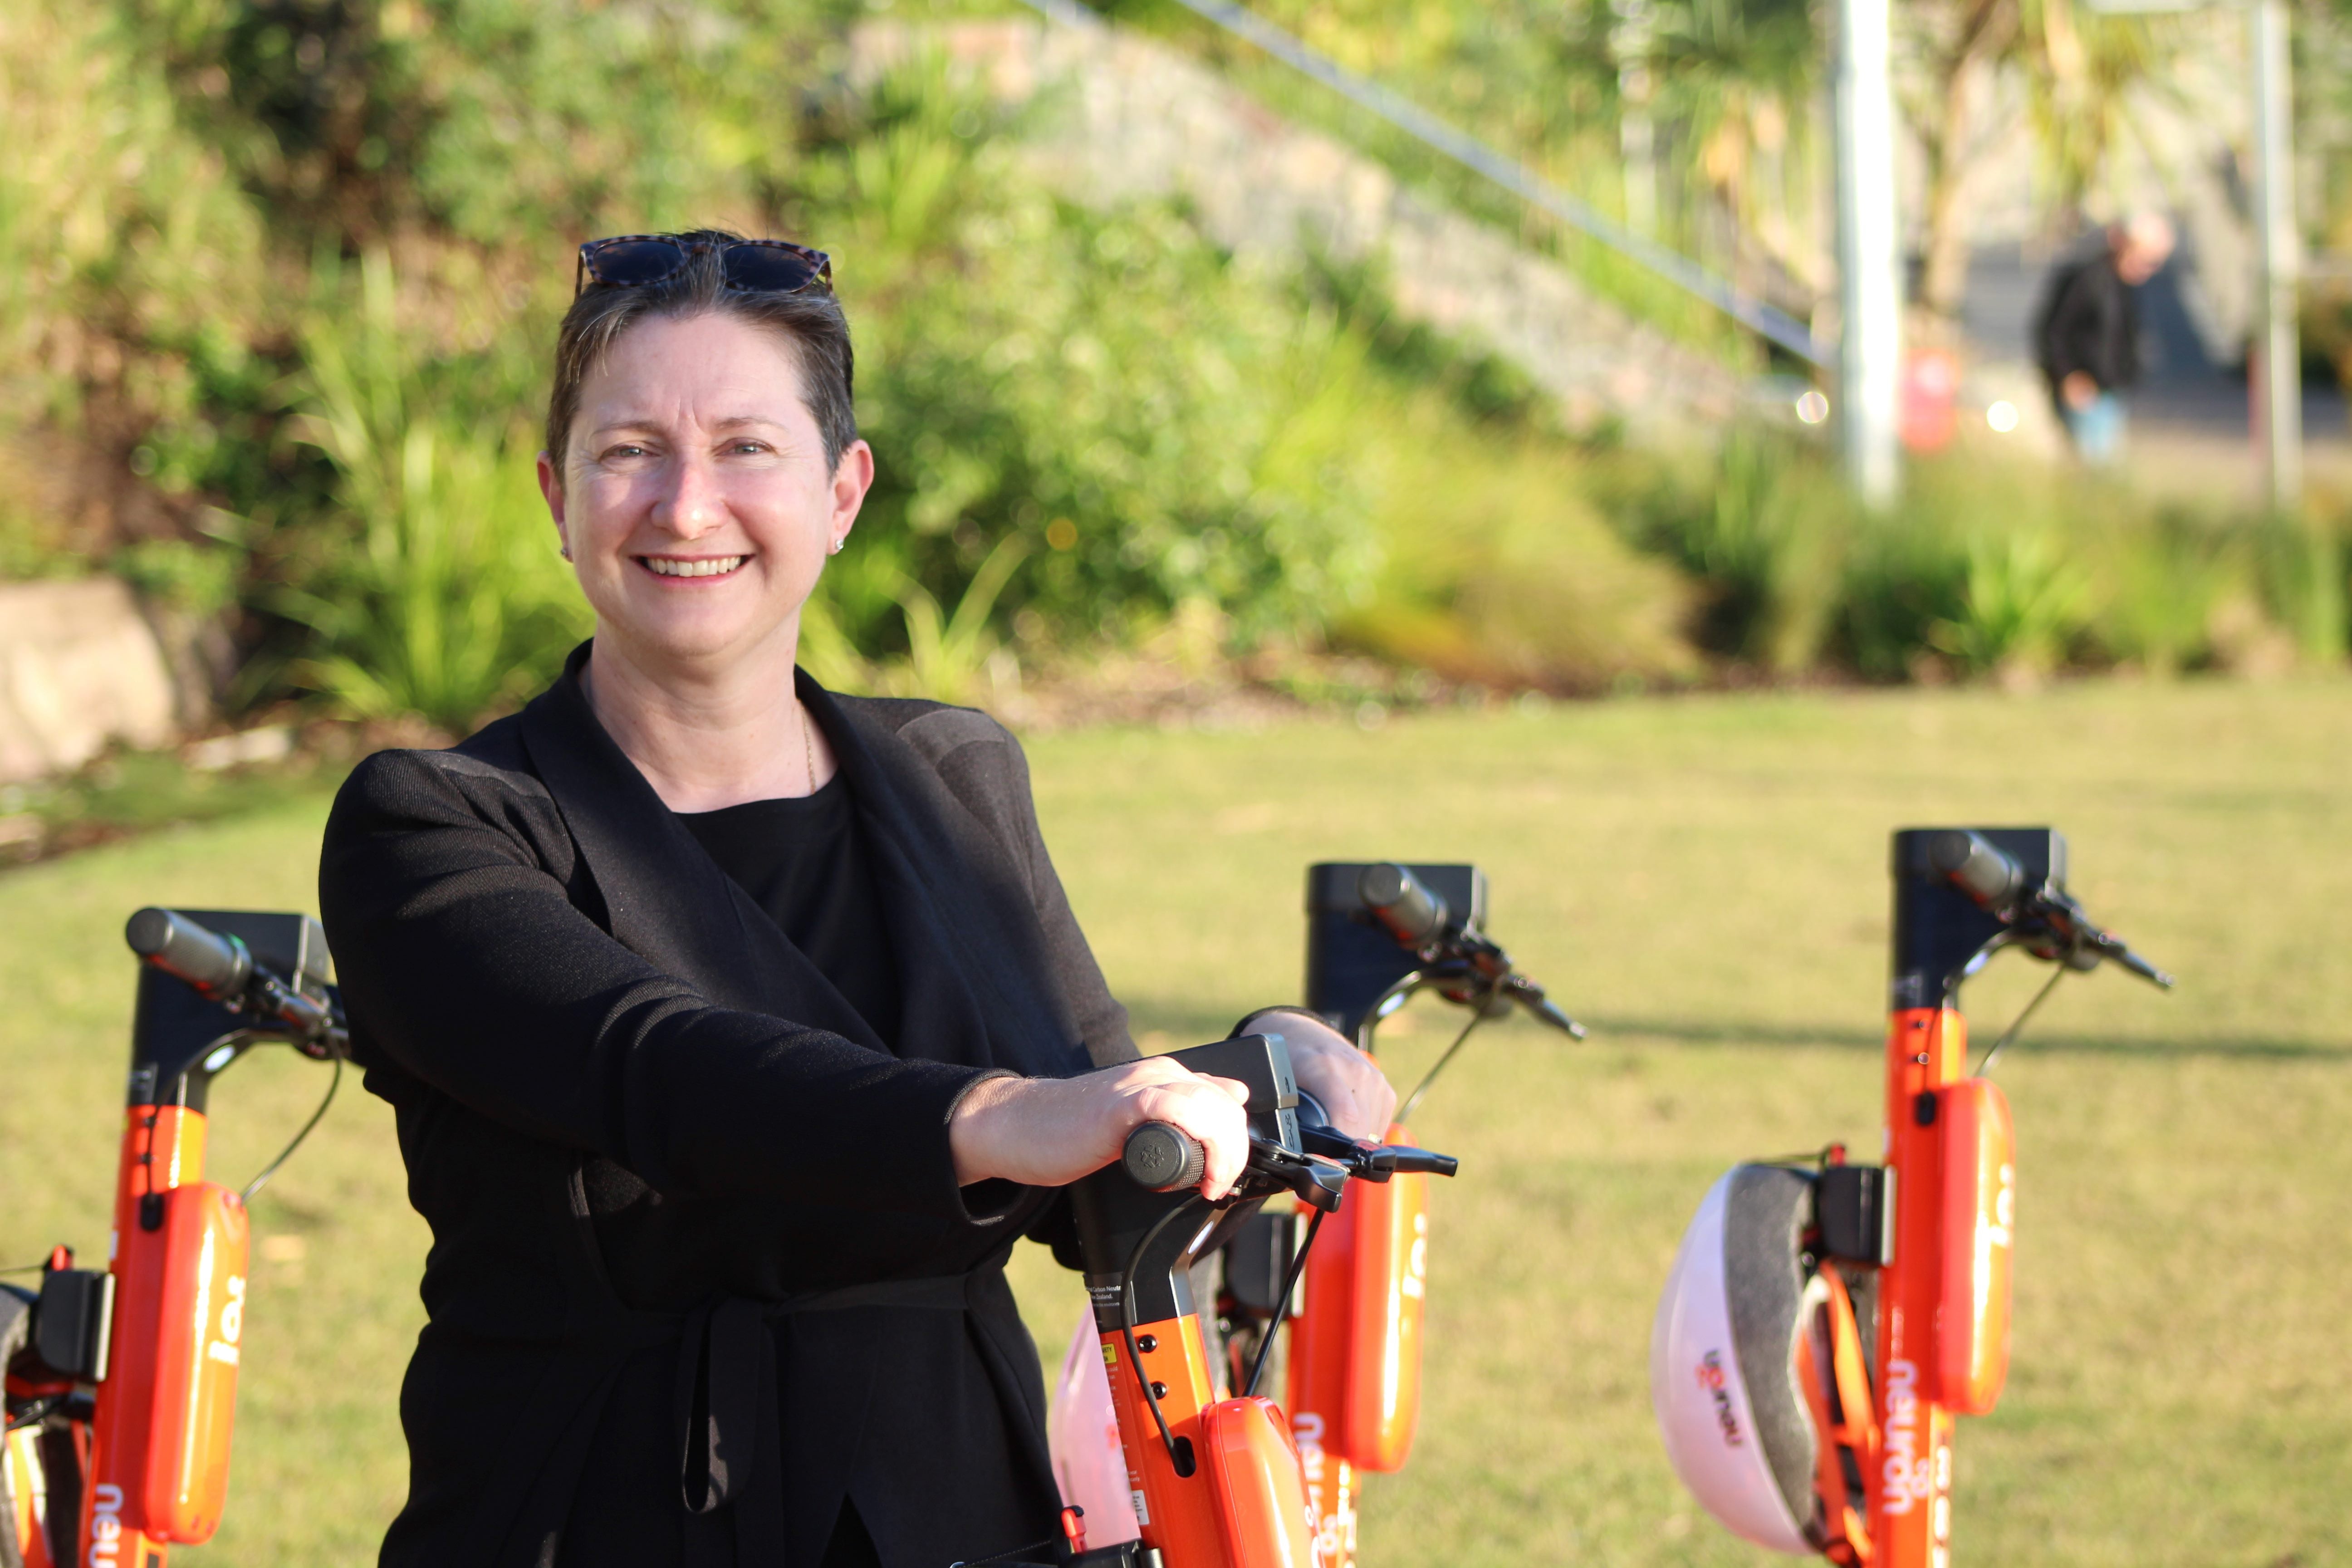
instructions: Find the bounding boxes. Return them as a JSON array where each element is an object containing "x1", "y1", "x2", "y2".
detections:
[
  {"x1": 1044, "y1": 1033, "x2": 1458, "y2": 1568},
  {"x1": 3, "y1": 909, "x2": 346, "y2": 1568},
  {"x1": 1048, "y1": 862, "x2": 1581, "y2": 1568},
  {"x1": 1267, "y1": 863, "x2": 1579, "y2": 1567},
  {"x1": 1651, "y1": 828, "x2": 2171, "y2": 1567}
]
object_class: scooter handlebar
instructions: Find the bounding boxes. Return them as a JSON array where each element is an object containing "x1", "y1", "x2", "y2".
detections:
[
  {"x1": 1359, "y1": 862, "x2": 1450, "y2": 946},
  {"x1": 1123, "y1": 1122, "x2": 1208, "y2": 1193},
  {"x1": 1928, "y1": 830, "x2": 2029, "y2": 911},
  {"x1": 126, "y1": 907, "x2": 252, "y2": 1000}
]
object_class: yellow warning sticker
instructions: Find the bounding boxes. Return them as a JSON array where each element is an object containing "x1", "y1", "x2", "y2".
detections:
[{"x1": 1102, "y1": 1343, "x2": 1117, "y2": 1369}]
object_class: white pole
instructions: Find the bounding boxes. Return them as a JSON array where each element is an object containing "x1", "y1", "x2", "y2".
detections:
[
  {"x1": 2249, "y1": 0, "x2": 2300, "y2": 512},
  {"x1": 1834, "y1": 0, "x2": 1902, "y2": 507},
  {"x1": 1614, "y1": 0, "x2": 1659, "y2": 238}
]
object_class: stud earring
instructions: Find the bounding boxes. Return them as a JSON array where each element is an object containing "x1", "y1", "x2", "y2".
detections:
[
  {"x1": 828, "y1": 538, "x2": 844, "y2": 556},
  {"x1": 559, "y1": 542, "x2": 573, "y2": 562}
]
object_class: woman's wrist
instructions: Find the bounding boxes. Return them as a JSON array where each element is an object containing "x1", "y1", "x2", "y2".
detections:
[
  {"x1": 945, "y1": 1059, "x2": 1255, "y2": 1196},
  {"x1": 946, "y1": 1074, "x2": 1035, "y2": 1188}
]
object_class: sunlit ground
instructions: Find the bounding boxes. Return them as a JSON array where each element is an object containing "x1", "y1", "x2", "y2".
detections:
[{"x1": 2, "y1": 675, "x2": 2344, "y2": 1565}]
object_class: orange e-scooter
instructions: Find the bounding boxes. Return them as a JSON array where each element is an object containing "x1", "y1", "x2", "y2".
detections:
[
  {"x1": 1651, "y1": 828, "x2": 2171, "y2": 1567},
  {"x1": 1261, "y1": 862, "x2": 1581, "y2": 1568},
  {"x1": 986, "y1": 1033, "x2": 1458, "y2": 1568},
  {"x1": 1039, "y1": 863, "x2": 1579, "y2": 1568},
  {"x1": 4, "y1": 909, "x2": 345, "y2": 1568}
]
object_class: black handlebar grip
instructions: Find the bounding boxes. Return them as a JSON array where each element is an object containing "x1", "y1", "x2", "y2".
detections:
[
  {"x1": 1359, "y1": 862, "x2": 1449, "y2": 946},
  {"x1": 1927, "y1": 830, "x2": 2028, "y2": 911},
  {"x1": 125, "y1": 907, "x2": 252, "y2": 999},
  {"x1": 1123, "y1": 1122, "x2": 1207, "y2": 1193}
]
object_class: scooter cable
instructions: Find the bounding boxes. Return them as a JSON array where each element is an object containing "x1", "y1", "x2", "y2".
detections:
[
  {"x1": 241, "y1": 1053, "x2": 343, "y2": 1203},
  {"x1": 1122, "y1": 1192, "x2": 1213, "y2": 1475},
  {"x1": 1972, "y1": 966, "x2": 2068, "y2": 1078},
  {"x1": 1242, "y1": 1204, "x2": 1326, "y2": 1400},
  {"x1": 1396, "y1": 976, "x2": 1504, "y2": 1123}
]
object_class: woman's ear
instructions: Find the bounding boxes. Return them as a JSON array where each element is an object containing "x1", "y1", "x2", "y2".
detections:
[
  {"x1": 537, "y1": 451, "x2": 574, "y2": 562},
  {"x1": 828, "y1": 439, "x2": 877, "y2": 551}
]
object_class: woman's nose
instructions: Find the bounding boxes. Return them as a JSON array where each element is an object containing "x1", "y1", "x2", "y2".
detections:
[{"x1": 652, "y1": 453, "x2": 727, "y2": 538}]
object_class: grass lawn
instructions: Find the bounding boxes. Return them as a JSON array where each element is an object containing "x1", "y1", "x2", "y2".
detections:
[{"x1": 2, "y1": 676, "x2": 2346, "y2": 1565}]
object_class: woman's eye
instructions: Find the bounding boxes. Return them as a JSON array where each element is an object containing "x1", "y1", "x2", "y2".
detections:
[
  {"x1": 603, "y1": 444, "x2": 648, "y2": 461},
  {"x1": 728, "y1": 441, "x2": 766, "y2": 456}
]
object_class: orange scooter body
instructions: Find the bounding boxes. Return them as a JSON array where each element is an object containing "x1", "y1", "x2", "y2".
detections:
[
  {"x1": 1104, "y1": 1313, "x2": 1232, "y2": 1568},
  {"x1": 83, "y1": 1103, "x2": 247, "y2": 1559},
  {"x1": 1102, "y1": 1315, "x2": 1318, "y2": 1568},
  {"x1": 1200, "y1": 1397, "x2": 1316, "y2": 1568},
  {"x1": 1872, "y1": 1006, "x2": 1963, "y2": 1562},
  {"x1": 122, "y1": 1180, "x2": 249, "y2": 1539},
  {"x1": 1870, "y1": 1026, "x2": 2017, "y2": 1557},
  {"x1": 1283, "y1": 1124, "x2": 1429, "y2": 1567},
  {"x1": 1936, "y1": 1080, "x2": 2014, "y2": 1416},
  {"x1": 1287, "y1": 1124, "x2": 1428, "y2": 1475}
]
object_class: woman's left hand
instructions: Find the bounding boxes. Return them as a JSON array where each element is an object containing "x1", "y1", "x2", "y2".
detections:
[{"x1": 1239, "y1": 1009, "x2": 1397, "y2": 1142}]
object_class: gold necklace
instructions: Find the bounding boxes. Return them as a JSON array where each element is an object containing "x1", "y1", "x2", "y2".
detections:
[{"x1": 800, "y1": 701, "x2": 818, "y2": 795}]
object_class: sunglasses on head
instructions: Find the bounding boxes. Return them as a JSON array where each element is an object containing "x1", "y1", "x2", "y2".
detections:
[{"x1": 573, "y1": 234, "x2": 834, "y2": 299}]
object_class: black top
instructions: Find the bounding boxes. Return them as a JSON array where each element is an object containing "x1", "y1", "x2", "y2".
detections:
[
  {"x1": 677, "y1": 777, "x2": 903, "y2": 1052},
  {"x1": 318, "y1": 647, "x2": 1142, "y2": 1568},
  {"x1": 2034, "y1": 251, "x2": 2142, "y2": 397}
]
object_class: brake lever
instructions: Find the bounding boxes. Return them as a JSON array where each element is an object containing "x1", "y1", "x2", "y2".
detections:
[
  {"x1": 1503, "y1": 974, "x2": 1587, "y2": 1039},
  {"x1": 2022, "y1": 889, "x2": 2176, "y2": 990},
  {"x1": 2086, "y1": 929, "x2": 2176, "y2": 989},
  {"x1": 1242, "y1": 1134, "x2": 1348, "y2": 1211},
  {"x1": 1291, "y1": 1126, "x2": 1460, "y2": 1181}
]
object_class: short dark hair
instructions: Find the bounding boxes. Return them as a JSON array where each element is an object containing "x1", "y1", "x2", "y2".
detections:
[{"x1": 543, "y1": 229, "x2": 857, "y2": 477}]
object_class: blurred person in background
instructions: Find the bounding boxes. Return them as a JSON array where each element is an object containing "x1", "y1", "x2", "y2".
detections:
[
  {"x1": 2032, "y1": 212, "x2": 2176, "y2": 464},
  {"x1": 318, "y1": 230, "x2": 1394, "y2": 1568}
]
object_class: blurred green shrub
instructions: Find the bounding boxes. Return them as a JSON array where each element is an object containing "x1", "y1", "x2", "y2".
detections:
[
  {"x1": 2253, "y1": 511, "x2": 2351, "y2": 666},
  {"x1": 1334, "y1": 406, "x2": 1697, "y2": 690},
  {"x1": 277, "y1": 252, "x2": 588, "y2": 732},
  {"x1": 1593, "y1": 428, "x2": 2336, "y2": 684},
  {"x1": 812, "y1": 70, "x2": 1382, "y2": 658},
  {"x1": 1603, "y1": 430, "x2": 1847, "y2": 672},
  {"x1": 2086, "y1": 510, "x2": 2249, "y2": 677},
  {"x1": 0, "y1": 0, "x2": 269, "y2": 540},
  {"x1": 1926, "y1": 529, "x2": 2091, "y2": 678}
]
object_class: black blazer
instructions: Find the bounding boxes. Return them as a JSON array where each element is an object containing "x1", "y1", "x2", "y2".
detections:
[{"x1": 318, "y1": 645, "x2": 1138, "y2": 1568}]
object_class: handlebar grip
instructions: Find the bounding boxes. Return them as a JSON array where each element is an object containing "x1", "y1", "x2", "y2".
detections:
[
  {"x1": 1123, "y1": 1122, "x2": 1208, "y2": 1193},
  {"x1": 1359, "y1": 862, "x2": 1449, "y2": 946},
  {"x1": 125, "y1": 907, "x2": 252, "y2": 999},
  {"x1": 1927, "y1": 830, "x2": 2028, "y2": 911},
  {"x1": 1390, "y1": 1148, "x2": 1460, "y2": 1178}
]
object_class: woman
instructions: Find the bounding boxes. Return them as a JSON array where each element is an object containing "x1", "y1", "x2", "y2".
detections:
[{"x1": 318, "y1": 230, "x2": 1394, "y2": 1568}]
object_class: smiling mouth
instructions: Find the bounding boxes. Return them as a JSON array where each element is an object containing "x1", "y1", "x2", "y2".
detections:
[{"x1": 638, "y1": 555, "x2": 748, "y2": 579}]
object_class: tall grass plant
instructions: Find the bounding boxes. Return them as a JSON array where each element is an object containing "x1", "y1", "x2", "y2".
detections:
[{"x1": 279, "y1": 252, "x2": 587, "y2": 732}]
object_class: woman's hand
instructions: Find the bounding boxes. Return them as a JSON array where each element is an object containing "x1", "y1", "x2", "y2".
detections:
[
  {"x1": 1239, "y1": 1010, "x2": 1398, "y2": 1141},
  {"x1": 949, "y1": 1058, "x2": 1254, "y2": 1198}
]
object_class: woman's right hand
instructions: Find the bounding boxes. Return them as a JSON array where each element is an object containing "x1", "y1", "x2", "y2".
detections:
[{"x1": 948, "y1": 1058, "x2": 1253, "y2": 1199}]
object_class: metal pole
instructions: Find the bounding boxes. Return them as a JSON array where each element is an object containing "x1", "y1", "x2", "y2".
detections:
[
  {"x1": 2249, "y1": 0, "x2": 2300, "y2": 512},
  {"x1": 1834, "y1": 0, "x2": 1902, "y2": 506},
  {"x1": 1613, "y1": 0, "x2": 1659, "y2": 238}
]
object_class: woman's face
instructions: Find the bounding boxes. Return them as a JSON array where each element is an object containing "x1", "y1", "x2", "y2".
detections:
[{"x1": 538, "y1": 311, "x2": 872, "y2": 676}]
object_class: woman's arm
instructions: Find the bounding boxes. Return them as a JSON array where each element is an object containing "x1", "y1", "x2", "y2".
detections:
[
  {"x1": 903, "y1": 709, "x2": 1138, "y2": 1068},
  {"x1": 949, "y1": 1058, "x2": 1254, "y2": 1198},
  {"x1": 320, "y1": 749, "x2": 1004, "y2": 1218}
]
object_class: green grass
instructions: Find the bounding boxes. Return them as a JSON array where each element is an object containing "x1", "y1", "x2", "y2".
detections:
[{"x1": 4, "y1": 677, "x2": 2348, "y2": 1564}]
